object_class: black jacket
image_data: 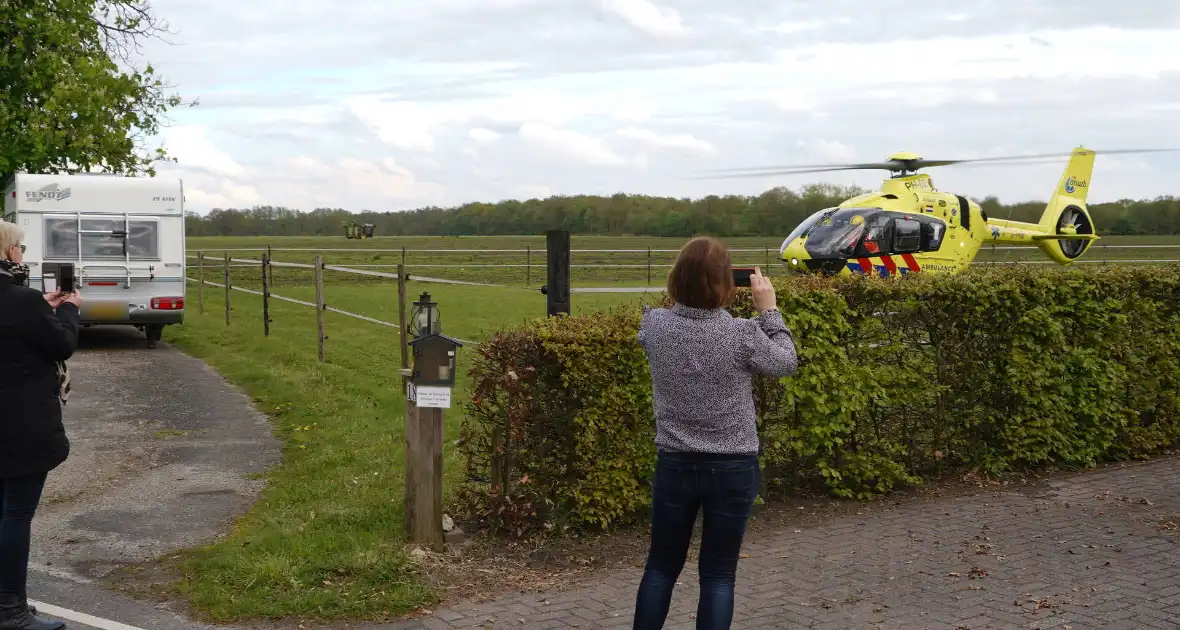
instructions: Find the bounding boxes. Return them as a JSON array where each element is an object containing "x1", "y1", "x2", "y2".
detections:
[{"x1": 0, "y1": 271, "x2": 79, "y2": 479}]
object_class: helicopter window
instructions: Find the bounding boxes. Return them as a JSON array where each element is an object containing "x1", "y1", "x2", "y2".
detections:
[
  {"x1": 921, "y1": 219, "x2": 946, "y2": 251},
  {"x1": 894, "y1": 218, "x2": 921, "y2": 253},
  {"x1": 782, "y1": 207, "x2": 836, "y2": 254},
  {"x1": 855, "y1": 213, "x2": 894, "y2": 257},
  {"x1": 800, "y1": 207, "x2": 877, "y2": 259}
]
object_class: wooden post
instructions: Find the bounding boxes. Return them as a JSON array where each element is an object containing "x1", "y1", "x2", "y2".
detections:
[
  {"x1": 525, "y1": 246, "x2": 531, "y2": 286},
  {"x1": 397, "y1": 263, "x2": 408, "y2": 373},
  {"x1": 315, "y1": 254, "x2": 325, "y2": 362},
  {"x1": 545, "y1": 230, "x2": 571, "y2": 317},
  {"x1": 261, "y1": 252, "x2": 271, "y2": 337},
  {"x1": 405, "y1": 405, "x2": 444, "y2": 550},
  {"x1": 765, "y1": 246, "x2": 771, "y2": 276},
  {"x1": 197, "y1": 250, "x2": 205, "y2": 315},
  {"x1": 223, "y1": 254, "x2": 231, "y2": 325},
  {"x1": 646, "y1": 247, "x2": 652, "y2": 285}
]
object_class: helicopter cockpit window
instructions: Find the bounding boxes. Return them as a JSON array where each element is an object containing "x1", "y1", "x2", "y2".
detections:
[
  {"x1": 921, "y1": 219, "x2": 946, "y2": 251},
  {"x1": 894, "y1": 218, "x2": 921, "y2": 253},
  {"x1": 789, "y1": 208, "x2": 835, "y2": 243},
  {"x1": 801, "y1": 207, "x2": 877, "y2": 259},
  {"x1": 855, "y1": 213, "x2": 894, "y2": 257}
]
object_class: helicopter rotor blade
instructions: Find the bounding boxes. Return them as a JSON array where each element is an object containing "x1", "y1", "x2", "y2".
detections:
[
  {"x1": 686, "y1": 164, "x2": 897, "y2": 180},
  {"x1": 689, "y1": 148, "x2": 1179, "y2": 180},
  {"x1": 908, "y1": 148, "x2": 1179, "y2": 170}
]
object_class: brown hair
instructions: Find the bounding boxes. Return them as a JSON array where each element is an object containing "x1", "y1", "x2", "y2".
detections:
[{"x1": 667, "y1": 236, "x2": 736, "y2": 309}]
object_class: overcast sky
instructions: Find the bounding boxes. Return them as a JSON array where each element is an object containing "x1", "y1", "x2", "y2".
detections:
[{"x1": 138, "y1": 0, "x2": 1180, "y2": 215}]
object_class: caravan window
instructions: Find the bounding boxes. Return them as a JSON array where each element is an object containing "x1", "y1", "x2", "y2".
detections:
[{"x1": 44, "y1": 217, "x2": 159, "y2": 260}]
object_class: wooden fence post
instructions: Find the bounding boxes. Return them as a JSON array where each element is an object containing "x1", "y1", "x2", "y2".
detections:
[
  {"x1": 525, "y1": 246, "x2": 531, "y2": 286},
  {"x1": 197, "y1": 250, "x2": 205, "y2": 314},
  {"x1": 406, "y1": 402, "x2": 444, "y2": 550},
  {"x1": 261, "y1": 252, "x2": 271, "y2": 337},
  {"x1": 397, "y1": 263, "x2": 408, "y2": 372},
  {"x1": 315, "y1": 254, "x2": 325, "y2": 362},
  {"x1": 646, "y1": 247, "x2": 652, "y2": 285},
  {"x1": 223, "y1": 254, "x2": 231, "y2": 325},
  {"x1": 398, "y1": 262, "x2": 414, "y2": 540}
]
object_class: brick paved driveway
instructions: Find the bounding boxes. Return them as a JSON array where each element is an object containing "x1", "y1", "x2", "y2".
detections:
[{"x1": 394, "y1": 455, "x2": 1180, "y2": 629}]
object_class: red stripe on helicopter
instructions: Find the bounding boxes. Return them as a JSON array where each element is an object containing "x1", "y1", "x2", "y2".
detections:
[
  {"x1": 880, "y1": 255, "x2": 899, "y2": 276},
  {"x1": 901, "y1": 253, "x2": 921, "y2": 272},
  {"x1": 856, "y1": 257, "x2": 874, "y2": 274}
]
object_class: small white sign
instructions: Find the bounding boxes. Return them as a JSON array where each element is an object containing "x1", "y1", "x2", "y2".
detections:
[{"x1": 416, "y1": 386, "x2": 452, "y2": 409}]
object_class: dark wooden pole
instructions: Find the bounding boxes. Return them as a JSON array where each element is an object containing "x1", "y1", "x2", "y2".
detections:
[
  {"x1": 315, "y1": 254, "x2": 325, "y2": 362},
  {"x1": 197, "y1": 250, "x2": 205, "y2": 314},
  {"x1": 261, "y1": 252, "x2": 271, "y2": 337},
  {"x1": 223, "y1": 254, "x2": 231, "y2": 325}
]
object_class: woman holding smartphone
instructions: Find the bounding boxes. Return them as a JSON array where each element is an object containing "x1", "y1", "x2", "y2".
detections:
[
  {"x1": 632, "y1": 236, "x2": 797, "y2": 629},
  {"x1": 0, "y1": 220, "x2": 80, "y2": 630}
]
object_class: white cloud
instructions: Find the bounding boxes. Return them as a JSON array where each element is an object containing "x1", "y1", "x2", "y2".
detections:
[
  {"x1": 345, "y1": 100, "x2": 437, "y2": 151},
  {"x1": 518, "y1": 124, "x2": 634, "y2": 167},
  {"x1": 616, "y1": 127, "x2": 714, "y2": 155},
  {"x1": 797, "y1": 139, "x2": 855, "y2": 162},
  {"x1": 161, "y1": 125, "x2": 245, "y2": 177},
  {"x1": 598, "y1": 0, "x2": 688, "y2": 38},
  {"x1": 469, "y1": 128, "x2": 501, "y2": 143},
  {"x1": 761, "y1": 17, "x2": 851, "y2": 34},
  {"x1": 134, "y1": 0, "x2": 1180, "y2": 213}
]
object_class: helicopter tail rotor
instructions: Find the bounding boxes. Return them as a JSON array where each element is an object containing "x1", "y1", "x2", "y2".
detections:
[{"x1": 1034, "y1": 147, "x2": 1099, "y2": 264}]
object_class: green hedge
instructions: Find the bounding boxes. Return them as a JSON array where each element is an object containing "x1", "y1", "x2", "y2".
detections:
[{"x1": 456, "y1": 265, "x2": 1180, "y2": 538}]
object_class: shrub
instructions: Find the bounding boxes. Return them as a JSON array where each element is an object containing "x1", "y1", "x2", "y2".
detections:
[{"x1": 456, "y1": 265, "x2": 1180, "y2": 538}]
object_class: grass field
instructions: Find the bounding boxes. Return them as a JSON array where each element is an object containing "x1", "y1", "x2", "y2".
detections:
[{"x1": 151, "y1": 232, "x2": 1180, "y2": 623}]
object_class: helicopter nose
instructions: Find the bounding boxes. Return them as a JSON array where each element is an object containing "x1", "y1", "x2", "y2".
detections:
[{"x1": 780, "y1": 241, "x2": 810, "y2": 272}]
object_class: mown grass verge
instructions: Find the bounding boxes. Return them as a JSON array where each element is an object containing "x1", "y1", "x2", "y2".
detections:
[{"x1": 146, "y1": 278, "x2": 656, "y2": 623}]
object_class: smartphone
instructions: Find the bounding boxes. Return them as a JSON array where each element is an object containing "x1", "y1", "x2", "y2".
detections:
[
  {"x1": 59, "y1": 263, "x2": 75, "y2": 294},
  {"x1": 732, "y1": 267, "x2": 755, "y2": 287}
]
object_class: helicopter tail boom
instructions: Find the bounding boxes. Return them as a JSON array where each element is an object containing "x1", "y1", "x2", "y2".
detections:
[{"x1": 982, "y1": 147, "x2": 1099, "y2": 264}]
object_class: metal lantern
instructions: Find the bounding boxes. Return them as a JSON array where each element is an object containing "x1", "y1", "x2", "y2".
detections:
[{"x1": 410, "y1": 291, "x2": 441, "y2": 338}]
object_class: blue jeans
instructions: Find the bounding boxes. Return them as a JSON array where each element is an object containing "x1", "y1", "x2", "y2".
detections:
[
  {"x1": 0, "y1": 473, "x2": 48, "y2": 596},
  {"x1": 633, "y1": 450, "x2": 760, "y2": 630}
]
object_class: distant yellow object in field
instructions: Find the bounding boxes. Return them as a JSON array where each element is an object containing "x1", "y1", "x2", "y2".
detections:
[{"x1": 343, "y1": 220, "x2": 375, "y2": 239}]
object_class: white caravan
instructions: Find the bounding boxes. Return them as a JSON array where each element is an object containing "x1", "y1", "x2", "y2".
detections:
[{"x1": 2, "y1": 172, "x2": 186, "y2": 348}]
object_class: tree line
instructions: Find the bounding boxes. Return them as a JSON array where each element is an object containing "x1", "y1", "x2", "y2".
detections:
[{"x1": 184, "y1": 183, "x2": 1180, "y2": 238}]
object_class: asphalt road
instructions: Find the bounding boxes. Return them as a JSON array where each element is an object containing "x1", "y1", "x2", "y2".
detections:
[{"x1": 23, "y1": 325, "x2": 282, "y2": 630}]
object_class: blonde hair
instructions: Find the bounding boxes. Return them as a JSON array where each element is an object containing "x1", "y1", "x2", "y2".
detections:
[{"x1": 0, "y1": 220, "x2": 24, "y2": 261}]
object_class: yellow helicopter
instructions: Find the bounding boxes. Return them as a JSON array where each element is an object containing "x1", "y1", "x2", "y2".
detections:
[{"x1": 698, "y1": 147, "x2": 1174, "y2": 277}]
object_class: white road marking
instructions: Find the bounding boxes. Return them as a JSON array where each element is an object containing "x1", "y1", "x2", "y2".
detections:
[{"x1": 27, "y1": 600, "x2": 146, "y2": 630}]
